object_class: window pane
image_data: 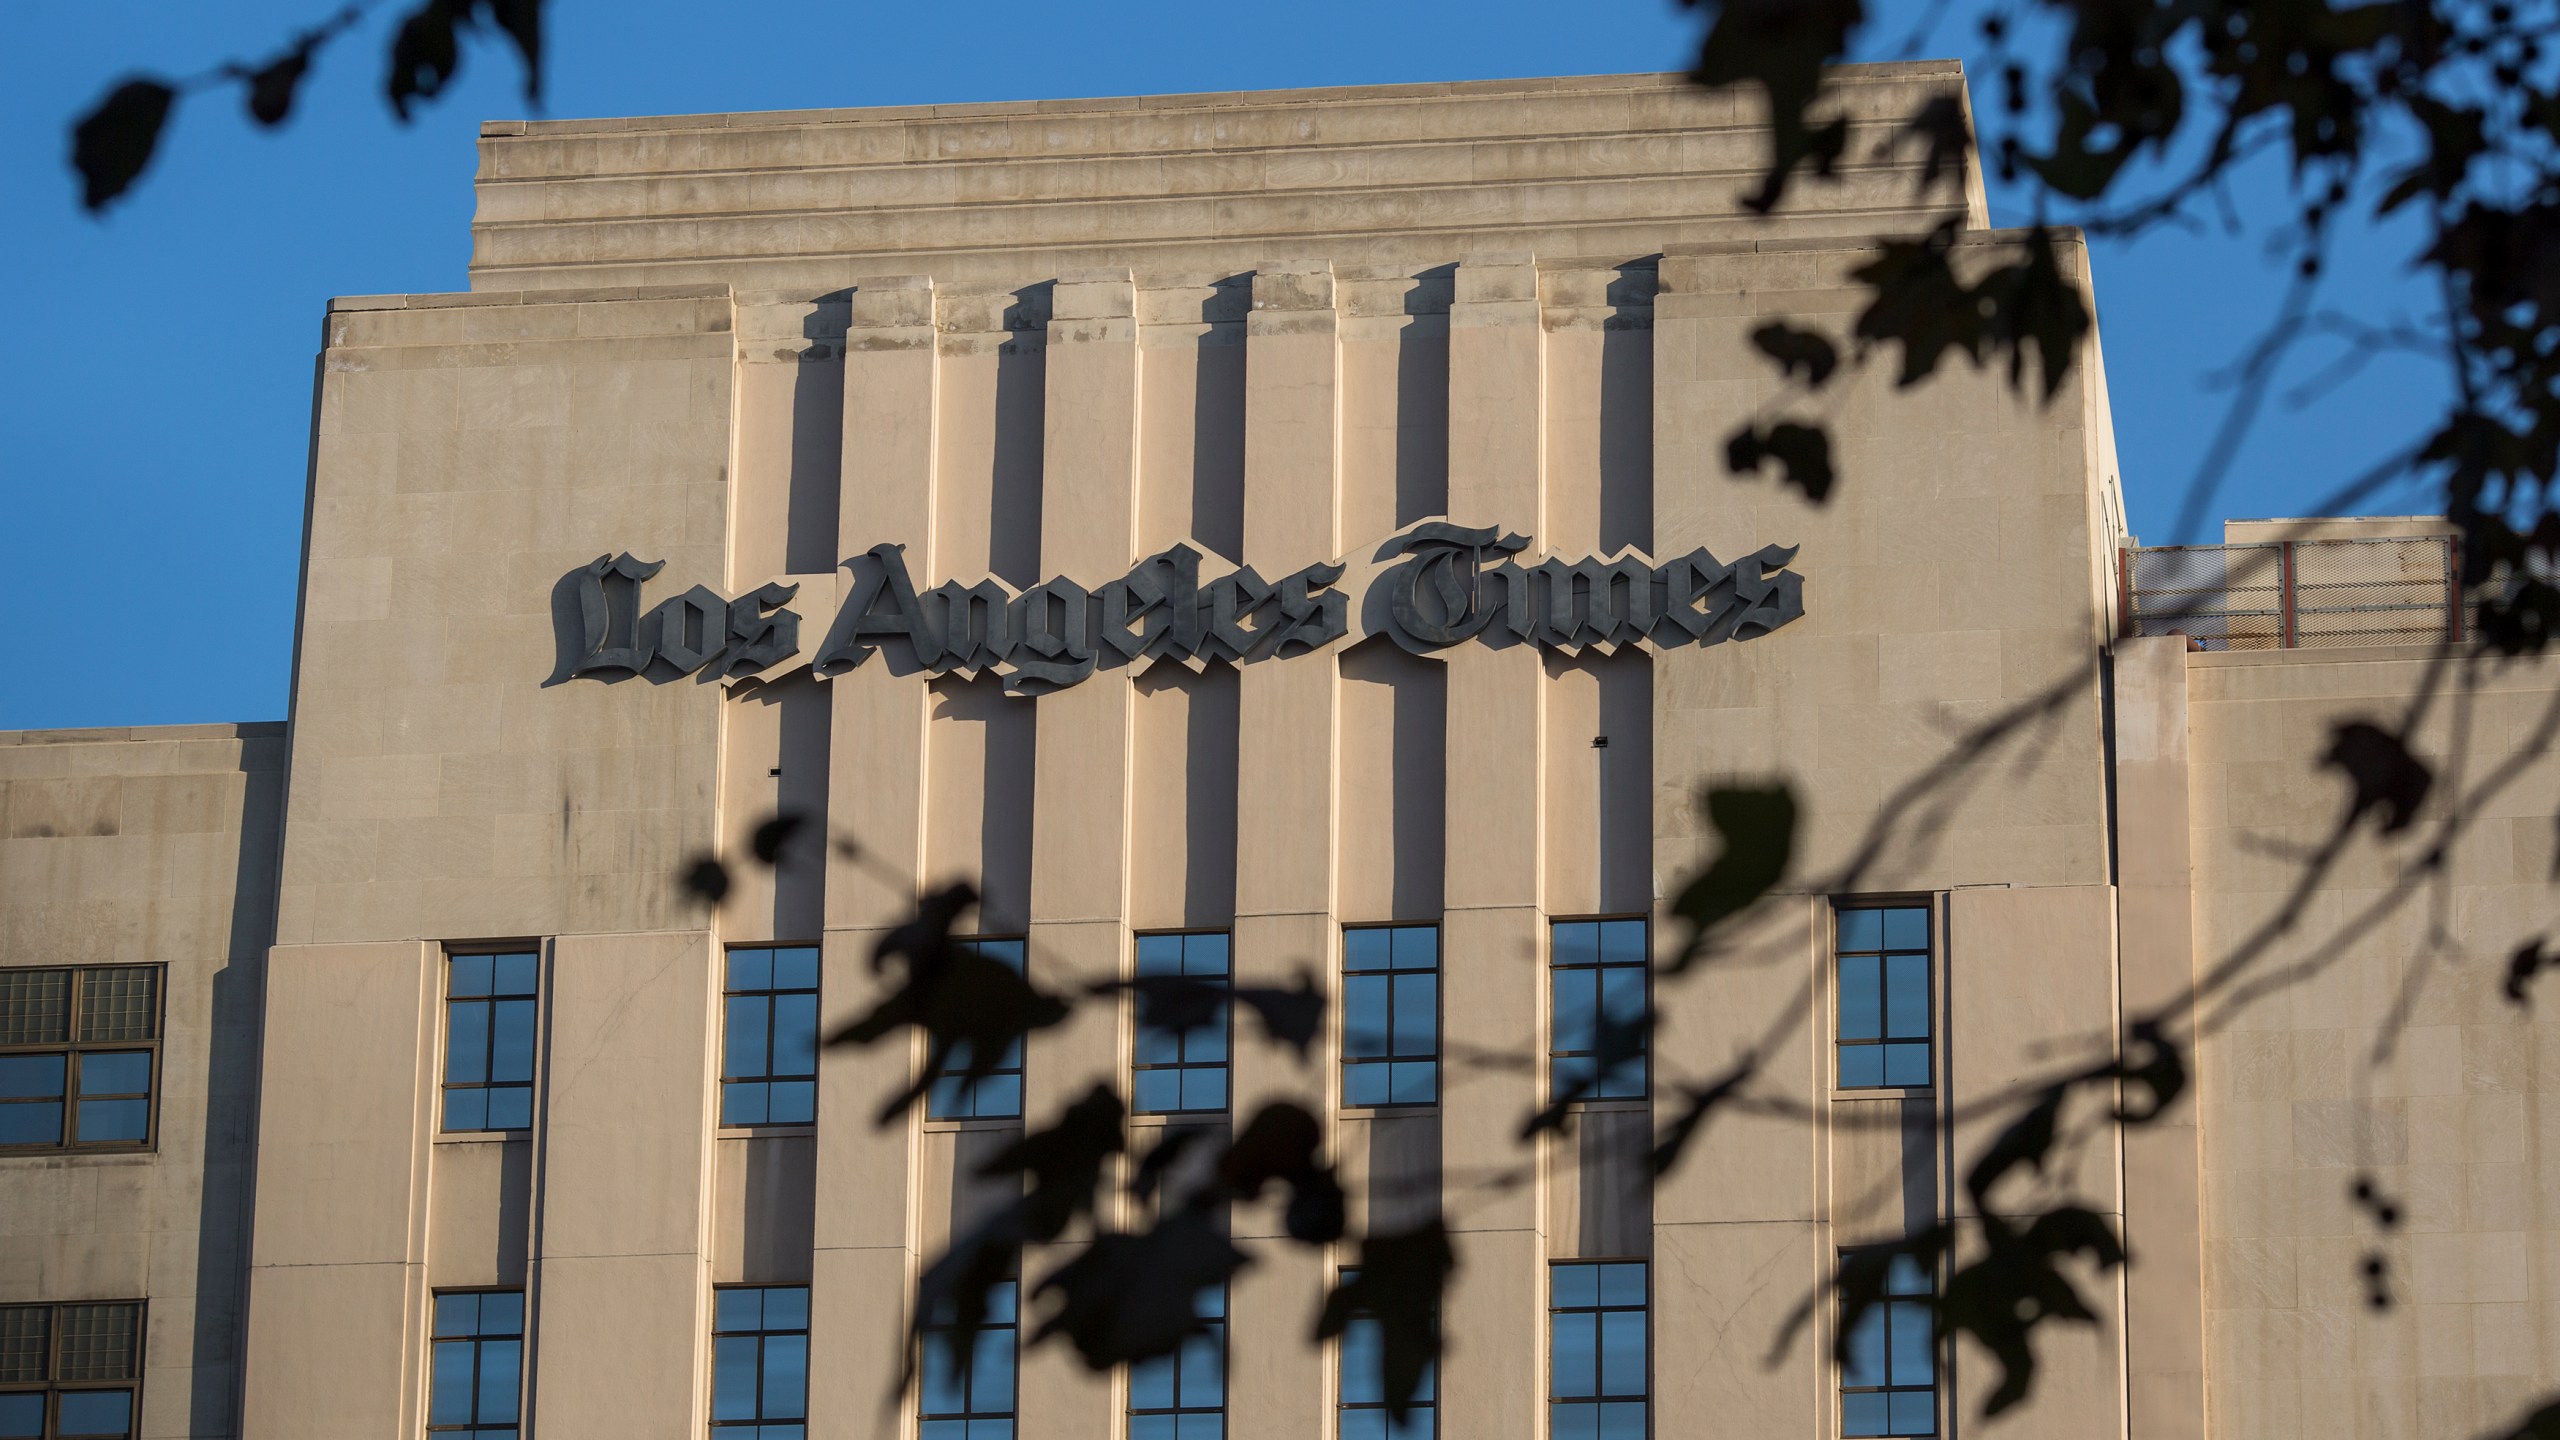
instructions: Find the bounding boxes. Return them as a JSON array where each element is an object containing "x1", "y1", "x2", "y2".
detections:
[
  {"x1": 1175, "y1": 1415, "x2": 1222, "y2": 1440},
  {"x1": 0, "y1": 1307, "x2": 42, "y2": 1383},
  {"x1": 1598, "y1": 967, "x2": 1645, "y2": 1028},
  {"x1": 0, "y1": 1054, "x2": 65, "y2": 1099},
  {"x1": 1550, "y1": 1312, "x2": 1595, "y2": 1397},
  {"x1": 984, "y1": 1281, "x2": 1018, "y2": 1324},
  {"x1": 1883, "y1": 955, "x2": 1928, "y2": 1040},
  {"x1": 1137, "y1": 934, "x2": 1184, "y2": 976},
  {"x1": 1550, "y1": 1263, "x2": 1597, "y2": 1308},
  {"x1": 1883, "y1": 1043, "x2": 1931, "y2": 1088},
  {"x1": 491, "y1": 952, "x2": 540, "y2": 997},
  {"x1": 489, "y1": 1000, "x2": 537, "y2": 1084},
  {"x1": 1596, "y1": 922, "x2": 1646, "y2": 969},
  {"x1": 773, "y1": 995, "x2": 819, "y2": 1076},
  {"x1": 970, "y1": 1328, "x2": 1016, "y2": 1412},
  {"x1": 1185, "y1": 934, "x2": 1229, "y2": 977},
  {"x1": 76, "y1": 968, "x2": 157, "y2": 1043},
  {"x1": 1598, "y1": 1264, "x2": 1645, "y2": 1307},
  {"x1": 1883, "y1": 908, "x2": 1930, "y2": 951},
  {"x1": 434, "y1": 1293, "x2": 482, "y2": 1338},
  {"x1": 1181, "y1": 1068, "x2": 1228, "y2": 1113},
  {"x1": 724, "y1": 1082, "x2": 771, "y2": 1128},
  {"x1": 1344, "y1": 1063, "x2": 1390, "y2": 1107},
  {"x1": 57, "y1": 1390, "x2": 134, "y2": 1437},
  {"x1": 1189, "y1": 1010, "x2": 1229, "y2": 1063},
  {"x1": 767, "y1": 1081, "x2": 816, "y2": 1125},
  {"x1": 481, "y1": 1292, "x2": 524, "y2": 1335},
  {"x1": 431, "y1": 1339, "x2": 479, "y2": 1423},
  {"x1": 1390, "y1": 976, "x2": 1435, "y2": 1057},
  {"x1": 1388, "y1": 1062, "x2": 1437, "y2": 1106},
  {"x1": 1550, "y1": 1404, "x2": 1596, "y2": 1440},
  {"x1": 1340, "y1": 1411, "x2": 1386, "y2": 1440},
  {"x1": 76, "y1": 1099, "x2": 149, "y2": 1144},
  {"x1": 1836, "y1": 1047, "x2": 1883, "y2": 1090},
  {"x1": 1179, "y1": 1327, "x2": 1223, "y2": 1405},
  {"x1": 922, "y1": 1338, "x2": 967, "y2": 1415},
  {"x1": 1339, "y1": 1316, "x2": 1381, "y2": 1404},
  {"x1": 0, "y1": 1393, "x2": 41, "y2": 1438},
  {"x1": 1551, "y1": 1054, "x2": 1595, "y2": 1099},
  {"x1": 485, "y1": 1086, "x2": 533, "y2": 1131},
  {"x1": 1842, "y1": 1390, "x2": 1888, "y2": 1437},
  {"x1": 1552, "y1": 970, "x2": 1596, "y2": 1055},
  {"x1": 1836, "y1": 955, "x2": 1880, "y2": 1041},
  {"x1": 927, "y1": 1077, "x2": 969, "y2": 1120},
  {"x1": 78, "y1": 1052, "x2": 150, "y2": 1096},
  {"x1": 1596, "y1": 1401, "x2": 1644, "y2": 1440},
  {"x1": 1887, "y1": 1302, "x2": 1934, "y2": 1386},
  {"x1": 1887, "y1": 1389, "x2": 1936, "y2": 1434},
  {"x1": 444, "y1": 1088, "x2": 488, "y2": 1132},
  {"x1": 717, "y1": 1288, "x2": 764, "y2": 1332},
  {"x1": 1343, "y1": 929, "x2": 1389, "y2": 972},
  {"x1": 976, "y1": 1075, "x2": 1023, "y2": 1118},
  {"x1": 1134, "y1": 1071, "x2": 1182, "y2": 1115},
  {"x1": 1342, "y1": 977, "x2": 1389, "y2": 1058},
  {"x1": 729, "y1": 949, "x2": 774, "y2": 992},
  {"x1": 765, "y1": 1334, "x2": 810, "y2": 1417},
  {"x1": 446, "y1": 1001, "x2": 491, "y2": 1084},
  {"x1": 1389, "y1": 928, "x2": 1436, "y2": 971},
  {"x1": 1836, "y1": 909, "x2": 1882, "y2": 951},
  {"x1": 1842, "y1": 1304, "x2": 1889, "y2": 1387},
  {"x1": 0, "y1": 970, "x2": 70, "y2": 1046},
  {"x1": 1129, "y1": 1352, "x2": 1177, "y2": 1410},
  {"x1": 713, "y1": 1335, "x2": 762, "y2": 1419},
  {"x1": 726, "y1": 996, "x2": 772, "y2": 1081},
  {"x1": 1598, "y1": 1311, "x2": 1645, "y2": 1396},
  {"x1": 449, "y1": 955, "x2": 494, "y2": 998},
  {"x1": 771, "y1": 947, "x2": 819, "y2": 990},
  {"x1": 478, "y1": 1339, "x2": 522, "y2": 1423},
  {"x1": 0, "y1": 1103, "x2": 61, "y2": 1147},
  {"x1": 765, "y1": 1288, "x2": 810, "y2": 1331}
]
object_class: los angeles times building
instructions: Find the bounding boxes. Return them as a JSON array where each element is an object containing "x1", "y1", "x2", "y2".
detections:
[{"x1": 2, "y1": 65, "x2": 2549, "y2": 1440}]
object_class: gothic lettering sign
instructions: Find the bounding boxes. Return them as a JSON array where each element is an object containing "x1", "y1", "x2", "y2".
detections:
[{"x1": 559, "y1": 519, "x2": 1803, "y2": 693}]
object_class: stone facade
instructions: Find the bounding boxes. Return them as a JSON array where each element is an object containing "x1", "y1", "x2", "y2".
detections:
[{"x1": 2, "y1": 67, "x2": 2554, "y2": 1440}]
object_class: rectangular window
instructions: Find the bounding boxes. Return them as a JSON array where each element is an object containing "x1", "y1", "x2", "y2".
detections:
[
  {"x1": 1841, "y1": 1254, "x2": 1936, "y2": 1437},
  {"x1": 722, "y1": 947, "x2": 820, "y2": 1127},
  {"x1": 1550, "y1": 920, "x2": 1647, "y2": 1101},
  {"x1": 1127, "y1": 1284, "x2": 1223, "y2": 1440},
  {"x1": 712, "y1": 1286, "x2": 809, "y2": 1438},
  {"x1": 429, "y1": 1291, "x2": 521, "y2": 1439},
  {"x1": 1336, "y1": 1268, "x2": 1432, "y2": 1440},
  {"x1": 1834, "y1": 906, "x2": 1931, "y2": 1090},
  {"x1": 927, "y1": 940, "x2": 1027, "y2": 1121},
  {"x1": 1133, "y1": 933, "x2": 1230, "y2": 1116},
  {"x1": 442, "y1": 951, "x2": 538, "y2": 1133},
  {"x1": 0, "y1": 966, "x2": 160, "y2": 1152},
  {"x1": 920, "y1": 1278, "x2": 1017, "y2": 1440},
  {"x1": 1341, "y1": 925, "x2": 1437, "y2": 1107},
  {"x1": 0, "y1": 1301, "x2": 143, "y2": 1440},
  {"x1": 1549, "y1": 1261, "x2": 1646, "y2": 1440}
]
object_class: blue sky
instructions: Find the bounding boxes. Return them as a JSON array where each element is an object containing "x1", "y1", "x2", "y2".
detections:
[{"x1": 0, "y1": 0, "x2": 2450, "y2": 729}]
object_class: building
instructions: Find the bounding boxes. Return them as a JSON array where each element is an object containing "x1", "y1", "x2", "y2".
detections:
[{"x1": 2, "y1": 66, "x2": 2553, "y2": 1440}]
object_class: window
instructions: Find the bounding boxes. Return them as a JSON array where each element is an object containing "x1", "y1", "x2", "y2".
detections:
[
  {"x1": 1127, "y1": 1283, "x2": 1223, "y2": 1440},
  {"x1": 1549, "y1": 1262, "x2": 1646, "y2": 1440},
  {"x1": 1834, "y1": 906, "x2": 1931, "y2": 1089},
  {"x1": 0, "y1": 1302, "x2": 143, "y2": 1439},
  {"x1": 1550, "y1": 920, "x2": 1647, "y2": 1101},
  {"x1": 428, "y1": 1292, "x2": 521, "y2": 1439},
  {"x1": 723, "y1": 947, "x2": 819, "y2": 1127},
  {"x1": 0, "y1": 967, "x2": 160, "y2": 1152},
  {"x1": 442, "y1": 951, "x2": 538, "y2": 1132},
  {"x1": 1133, "y1": 933, "x2": 1230, "y2": 1115},
  {"x1": 1336, "y1": 1268, "x2": 1432, "y2": 1440},
  {"x1": 927, "y1": 940, "x2": 1026, "y2": 1120},
  {"x1": 920, "y1": 1278, "x2": 1017, "y2": 1440},
  {"x1": 1341, "y1": 926, "x2": 1437, "y2": 1107},
  {"x1": 1841, "y1": 1254, "x2": 1936, "y2": 1437},
  {"x1": 713, "y1": 1286, "x2": 809, "y2": 1439}
]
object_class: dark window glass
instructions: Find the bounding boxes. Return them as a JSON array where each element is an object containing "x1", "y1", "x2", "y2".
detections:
[
  {"x1": 1132, "y1": 934, "x2": 1230, "y2": 1116},
  {"x1": 1841, "y1": 1254, "x2": 1936, "y2": 1436},
  {"x1": 712, "y1": 1286, "x2": 810, "y2": 1437},
  {"x1": 429, "y1": 1291, "x2": 523, "y2": 1438},
  {"x1": 723, "y1": 948, "x2": 821, "y2": 1127},
  {"x1": 1336, "y1": 1267, "x2": 1433, "y2": 1440},
  {"x1": 442, "y1": 952, "x2": 539, "y2": 1133},
  {"x1": 1127, "y1": 1284, "x2": 1224, "y2": 1440},
  {"x1": 1342, "y1": 926, "x2": 1437, "y2": 1107},
  {"x1": 0, "y1": 1301, "x2": 143, "y2": 1439},
  {"x1": 1550, "y1": 1262, "x2": 1646, "y2": 1440},
  {"x1": 0, "y1": 968, "x2": 160, "y2": 1152},
  {"x1": 1835, "y1": 907, "x2": 1931, "y2": 1090},
  {"x1": 928, "y1": 941, "x2": 1027, "y2": 1120},
  {"x1": 1550, "y1": 921, "x2": 1647, "y2": 1102},
  {"x1": 921, "y1": 1277, "x2": 1018, "y2": 1440}
]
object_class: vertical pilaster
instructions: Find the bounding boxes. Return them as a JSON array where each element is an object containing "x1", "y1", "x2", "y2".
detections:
[
  {"x1": 1439, "y1": 254, "x2": 1549, "y2": 1437},
  {"x1": 812, "y1": 275, "x2": 940, "y2": 1438},
  {"x1": 1021, "y1": 268, "x2": 1144, "y2": 1439},
  {"x1": 1231, "y1": 259, "x2": 1344, "y2": 1437},
  {"x1": 2114, "y1": 636, "x2": 2206, "y2": 1440}
]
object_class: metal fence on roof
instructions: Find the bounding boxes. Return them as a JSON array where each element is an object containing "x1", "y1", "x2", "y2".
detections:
[{"x1": 2120, "y1": 535, "x2": 2462, "y2": 650}]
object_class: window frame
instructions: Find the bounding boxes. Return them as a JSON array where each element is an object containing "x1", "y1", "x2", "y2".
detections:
[
  {"x1": 709, "y1": 1284, "x2": 811, "y2": 1435},
  {"x1": 426, "y1": 1288, "x2": 524, "y2": 1439},
  {"x1": 438, "y1": 946, "x2": 542, "y2": 1136},
  {"x1": 1130, "y1": 931, "x2": 1233, "y2": 1118},
  {"x1": 1830, "y1": 901, "x2": 1936, "y2": 1094},
  {"x1": 0, "y1": 965, "x2": 164, "y2": 1155},
  {"x1": 719, "y1": 945, "x2": 822, "y2": 1130},
  {"x1": 1837, "y1": 1251, "x2": 1940, "y2": 1438},
  {"x1": 0, "y1": 1299, "x2": 148, "y2": 1440},
  {"x1": 1547, "y1": 917, "x2": 1650, "y2": 1104},
  {"x1": 1339, "y1": 923, "x2": 1441, "y2": 1111},
  {"x1": 1124, "y1": 1282, "x2": 1225, "y2": 1439},
  {"x1": 918, "y1": 1276, "x2": 1020, "y2": 1439},
  {"x1": 1547, "y1": 1259, "x2": 1649, "y2": 1440},
  {"x1": 925, "y1": 938, "x2": 1030, "y2": 1122}
]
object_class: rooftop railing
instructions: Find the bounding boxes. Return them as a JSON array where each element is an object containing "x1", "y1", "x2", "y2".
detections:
[{"x1": 2119, "y1": 535, "x2": 2464, "y2": 651}]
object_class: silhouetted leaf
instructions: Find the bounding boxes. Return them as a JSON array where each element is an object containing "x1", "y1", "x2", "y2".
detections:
[
  {"x1": 1316, "y1": 1222, "x2": 1456, "y2": 1422},
  {"x1": 751, "y1": 810, "x2": 808, "y2": 865},
  {"x1": 1218, "y1": 1102, "x2": 1323, "y2": 1197},
  {"x1": 1130, "y1": 1126, "x2": 1211, "y2": 1202},
  {"x1": 981, "y1": 1084, "x2": 1125, "y2": 1240},
  {"x1": 1235, "y1": 969, "x2": 1326, "y2": 1058},
  {"x1": 1283, "y1": 1163, "x2": 1348, "y2": 1244},
  {"x1": 1903, "y1": 92, "x2": 1971, "y2": 193},
  {"x1": 2487, "y1": 1397, "x2": 2560, "y2": 1439},
  {"x1": 481, "y1": 0, "x2": 544, "y2": 99},
  {"x1": 1851, "y1": 221, "x2": 2088, "y2": 402},
  {"x1": 1750, "y1": 322, "x2": 1840, "y2": 386},
  {"x1": 2503, "y1": 940, "x2": 2548, "y2": 1006},
  {"x1": 827, "y1": 881, "x2": 1072, "y2": 1123},
  {"x1": 1688, "y1": 0, "x2": 1865, "y2": 213},
  {"x1": 1119, "y1": 974, "x2": 1227, "y2": 1035},
  {"x1": 244, "y1": 48, "x2": 312, "y2": 127},
  {"x1": 1725, "y1": 420, "x2": 1836, "y2": 503},
  {"x1": 2323, "y1": 721, "x2": 2432, "y2": 834},
  {"x1": 1648, "y1": 1055, "x2": 1756, "y2": 1175},
  {"x1": 1944, "y1": 1207, "x2": 2125, "y2": 1415},
  {"x1": 680, "y1": 855, "x2": 731, "y2": 906},
  {"x1": 907, "y1": 1202, "x2": 1028, "y2": 1404},
  {"x1": 1667, "y1": 784, "x2": 1797, "y2": 971},
  {"x1": 1966, "y1": 1086, "x2": 2065, "y2": 1211},
  {"x1": 1521, "y1": 1005, "x2": 1655, "y2": 1138},
  {"x1": 2477, "y1": 578, "x2": 2560, "y2": 657},
  {"x1": 1033, "y1": 1210, "x2": 1248, "y2": 1369},
  {"x1": 70, "y1": 79, "x2": 176, "y2": 212},
  {"x1": 385, "y1": 1, "x2": 462, "y2": 120},
  {"x1": 2111, "y1": 1020, "x2": 2187, "y2": 1124}
]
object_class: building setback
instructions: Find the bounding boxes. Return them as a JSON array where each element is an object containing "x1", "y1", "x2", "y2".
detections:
[{"x1": 2, "y1": 66, "x2": 2555, "y2": 1440}]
